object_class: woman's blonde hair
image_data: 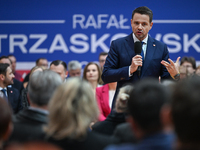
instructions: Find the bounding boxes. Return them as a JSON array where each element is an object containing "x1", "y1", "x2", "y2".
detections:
[{"x1": 45, "y1": 78, "x2": 99, "y2": 140}]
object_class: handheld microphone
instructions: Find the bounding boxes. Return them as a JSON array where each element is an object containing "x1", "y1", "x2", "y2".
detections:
[{"x1": 134, "y1": 41, "x2": 142, "y2": 76}]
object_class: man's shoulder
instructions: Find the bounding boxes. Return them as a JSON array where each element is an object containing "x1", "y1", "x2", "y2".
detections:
[
  {"x1": 148, "y1": 36, "x2": 166, "y2": 46},
  {"x1": 112, "y1": 33, "x2": 131, "y2": 43},
  {"x1": 13, "y1": 108, "x2": 48, "y2": 124}
]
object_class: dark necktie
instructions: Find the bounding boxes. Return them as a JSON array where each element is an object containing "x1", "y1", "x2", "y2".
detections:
[
  {"x1": 140, "y1": 42, "x2": 145, "y2": 76},
  {"x1": 1, "y1": 89, "x2": 7, "y2": 98},
  {"x1": 141, "y1": 42, "x2": 144, "y2": 62}
]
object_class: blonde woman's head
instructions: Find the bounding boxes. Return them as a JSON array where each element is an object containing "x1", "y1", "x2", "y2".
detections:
[{"x1": 45, "y1": 78, "x2": 99, "y2": 139}]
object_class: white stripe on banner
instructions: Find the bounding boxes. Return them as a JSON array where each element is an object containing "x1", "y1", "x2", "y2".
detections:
[
  {"x1": 153, "y1": 20, "x2": 200, "y2": 23},
  {"x1": 0, "y1": 20, "x2": 65, "y2": 24},
  {"x1": 0, "y1": 20, "x2": 200, "y2": 24}
]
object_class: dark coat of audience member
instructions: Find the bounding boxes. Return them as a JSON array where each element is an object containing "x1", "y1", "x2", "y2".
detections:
[
  {"x1": 92, "y1": 85, "x2": 133, "y2": 136},
  {"x1": 112, "y1": 122, "x2": 136, "y2": 144}
]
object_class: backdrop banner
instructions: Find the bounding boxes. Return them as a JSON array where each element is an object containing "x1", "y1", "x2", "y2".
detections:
[{"x1": 0, "y1": 0, "x2": 200, "y2": 78}]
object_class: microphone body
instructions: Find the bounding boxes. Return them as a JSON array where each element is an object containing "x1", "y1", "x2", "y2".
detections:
[{"x1": 134, "y1": 41, "x2": 142, "y2": 76}]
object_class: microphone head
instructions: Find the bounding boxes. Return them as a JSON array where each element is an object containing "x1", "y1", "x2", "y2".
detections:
[{"x1": 134, "y1": 41, "x2": 142, "y2": 54}]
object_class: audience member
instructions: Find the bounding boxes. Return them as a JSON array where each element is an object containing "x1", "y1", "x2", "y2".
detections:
[
  {"x1": 8, "y1": 55, "x2": 22, "y2": 81},
  {"x1": 50, "y1": 60, "x2": 68, "y2": 82},
  {"x1": 105, "y1": 78, "x2": 174, "y2": 150},
  {"x1": 195, "y1": 65, "x2": 200, "y2": 76},
  {"x1": 179, "y1": 56, "x2": 196, "y2": 79},
  {"x1": 83, "y1": 62, "x2": 103, "y2": 94},
  {"x1": 44, "y1": 78, "x2": 115, "y2": 150},
  {"x1": 0, "y1": 63, "x2": 22, "y2": 114},
  {"x1": 92, "y1": 85, "x2": 133, "y2": 136},
  {"x1": 0, "y1": 97, "x2": 12, "y2": 149},
  {"x1": 7, "y1": 70, "x2": 62, "y2": 143},
  {"x1": 21, "y1": 66, "x2": 47, "y2": 108},
  {"x1": 23, "y1": 58, "x2": 48, "y2": 88},
  {"x1": 96, "y1": 82, "x2": 117, "y2": 121},
  {"x1": 67, "y1": 60, "x2": 82, "y2": 77},
  {"x1": 171, "y1": 76, "x2": 200, "y2": 150},
  {"x1": 0, "y1": 56, "x2": 24, "y2": 94},
  {"x1": 99, "y1": 52, "x2": 108, "y2": 71}
]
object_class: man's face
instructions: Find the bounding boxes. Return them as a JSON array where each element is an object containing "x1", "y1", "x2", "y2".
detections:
[
  {"x1": 3, "y1": 67, "x2": 15, "y2": 86},
  {"x1": 131, "y1": 13, "x2": 153, "y2": 41},
  {"x1": 50, "y1": 64, "x2": 67, "y2": 82},
  {"x1": 69, "y1": 69, "x2": 81, "y2": 77},
  {"x1": 8, "y1": 56, "x2": 16, "y2": 72},
  {"x1": 99, "y1": 55, "x2": 107, "y2": 70},
  {"x1": 37, "y1": 59, "x2": 48, "y2": 68},
  {"x1": 181, "y1": 61, "x2": 195, "y2": 76}
]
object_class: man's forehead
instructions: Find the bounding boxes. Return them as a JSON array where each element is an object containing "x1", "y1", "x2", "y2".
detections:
[{"x1": 0, "y1": 58, "x2": 11, "y2": 65}]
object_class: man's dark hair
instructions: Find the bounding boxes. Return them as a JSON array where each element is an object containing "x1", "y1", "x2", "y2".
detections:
[
  {"x1": 35, "y1": 58, "x2": 47, "y2": 66},
  {"x1": 132, "y1": 6, "x2": 153, "y2": 23},
  {"x1": 180, "y1": 56, "x2": 196, "y2": 69},
  {"x1": 128, "y1": 78, "x2": 168, "y2": 134},
  {"x1": 171, "y1": 76, "x2": 200, "y2": 145},
  {"x1": 50, "y1": 60, "x2": 67, "y2": 71},
  {"x1": 0, "y1": 56, "x2": 12, "y2": 65},
  {"x1": 0, "y1": 63, "x2": 9, "y2": 76},
  {"x1": 7, "y1": 54, "x2": 15, "y2": 57},
  {"x1": 99, "y1": 52, "x2": 108, "y2": 59}
]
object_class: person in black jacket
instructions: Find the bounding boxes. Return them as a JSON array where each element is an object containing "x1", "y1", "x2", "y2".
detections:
[{"x1": 7, "y1": 70, "x2": 62, "y2": 143}]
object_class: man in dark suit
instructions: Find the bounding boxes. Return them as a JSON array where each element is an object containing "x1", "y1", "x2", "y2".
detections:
[
  {"x1": 0, "y1": 56, "x2": 24, "y2": 94},
  {"x1": 8, "y1": 70, "x2": 63, "y2": 143},
  {"x1": 102, "y1": 6, "x2": 180, "y2": 108},
  {"x1": 0, "y1": 63, "x2": 22, "y2": 114}
]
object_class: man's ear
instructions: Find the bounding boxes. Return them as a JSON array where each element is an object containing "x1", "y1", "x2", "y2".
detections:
[
  {"x1": 65, "y1": 71, "x2": 68, "y2": 78},
  {"x1": 0, "y1": 74, "x2": 5, "y2": 81},
  {"x1": 27, "y1": 93, "x2": 31, "y2": 106}
]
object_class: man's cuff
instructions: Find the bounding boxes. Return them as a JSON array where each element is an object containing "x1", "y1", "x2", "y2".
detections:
[{"x1": 129, "y1": 66, "x2": 133, "y2": 77}]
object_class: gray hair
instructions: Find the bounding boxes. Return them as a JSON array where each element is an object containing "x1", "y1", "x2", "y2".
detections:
[
  {"x1": 28, "y1": 70, "x2": 63, "y2": 106},
  {"x1": 67, "y1": 60, "x2": 81, "y2": 71}
]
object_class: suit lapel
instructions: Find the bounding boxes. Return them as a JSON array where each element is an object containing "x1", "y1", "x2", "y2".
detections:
[
  {"x1": 141, "y1": 36, "x2": 156, "y2": 77},
  {"x1": 7, "y1": 87, "x2": 14, "y2": 105},
  {"x1": 125, "y1": 33, "x2": 135, "y2": 59}
]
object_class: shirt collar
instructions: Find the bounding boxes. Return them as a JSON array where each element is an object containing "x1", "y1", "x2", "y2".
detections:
[
  {"x1": 28, "y1": 106, "x2": 49, "y2": 115},
  {"x1": 132, "y1": 33, "x2": 148, "y2": 44},
  {"x1": 0, "y1": 87, "x2": 7, "y2": 91}
]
